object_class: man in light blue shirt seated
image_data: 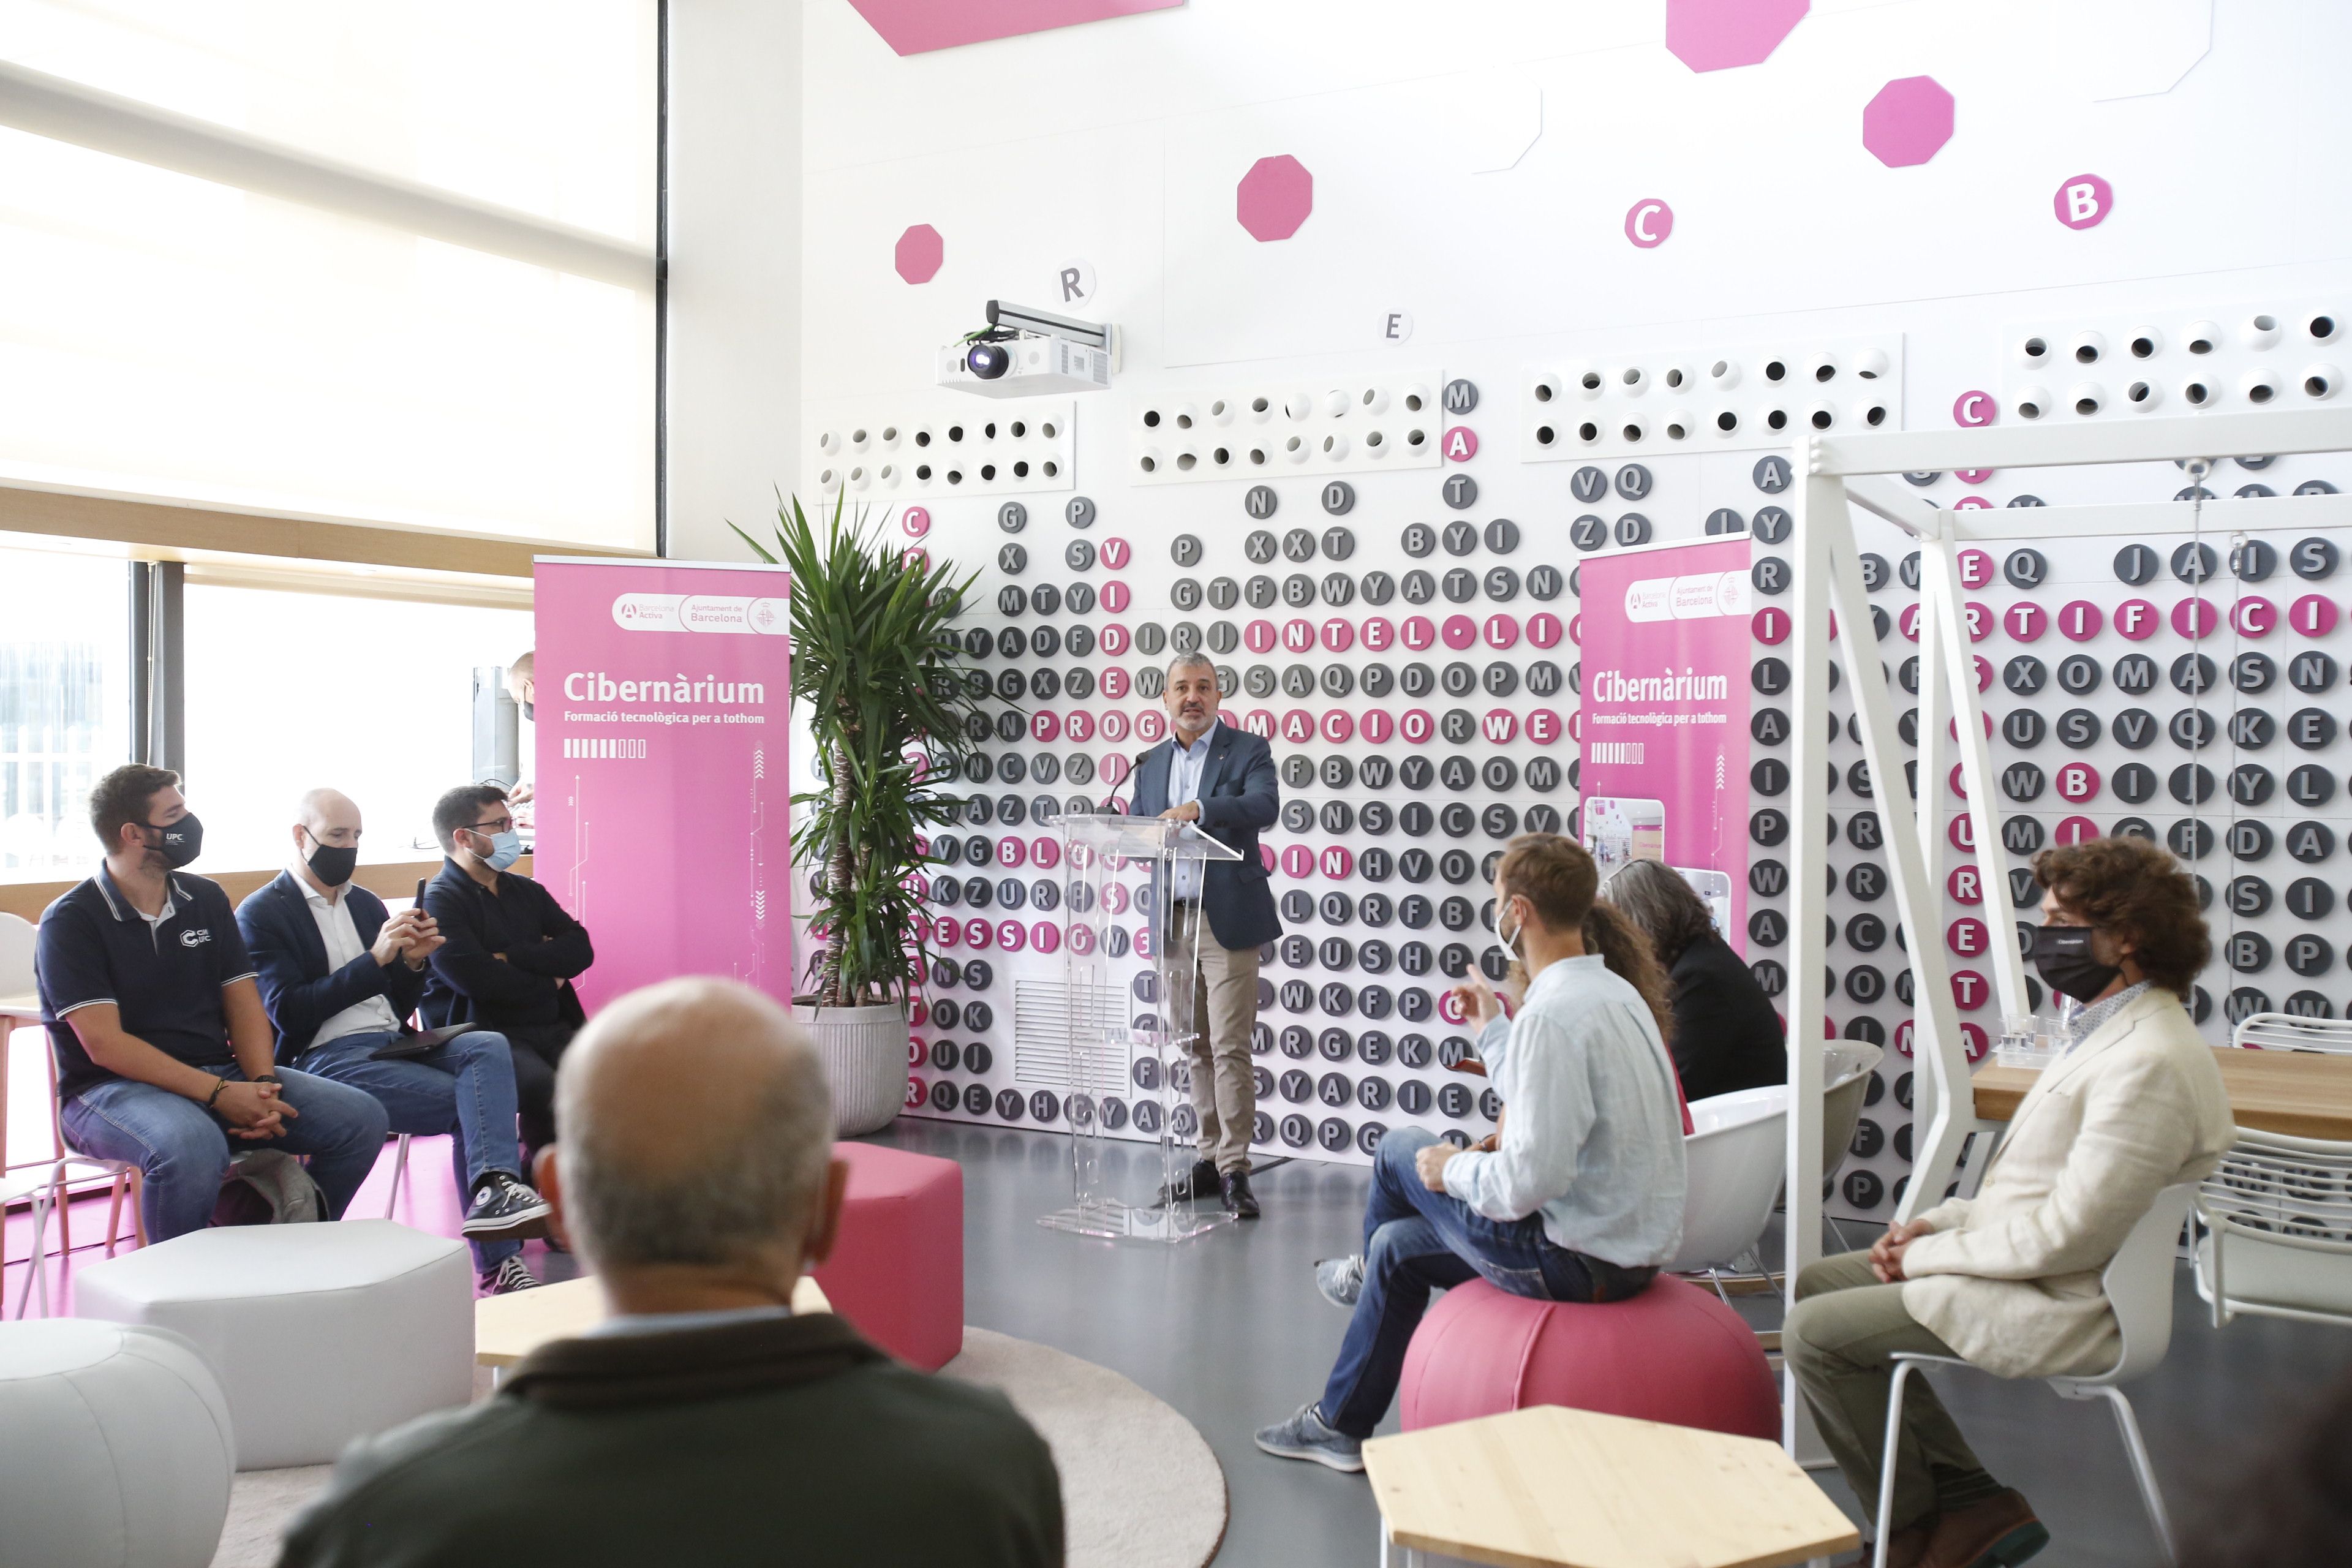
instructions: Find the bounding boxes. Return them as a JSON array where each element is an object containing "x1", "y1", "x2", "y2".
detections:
[{"x1": 1255, "y1": 833, "x2": 1688, "y2": 1471}]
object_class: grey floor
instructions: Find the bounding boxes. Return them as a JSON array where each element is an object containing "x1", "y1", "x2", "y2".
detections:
[{"x1": 821, "y1": 1118, "x2": 2352, "y2": 1568}]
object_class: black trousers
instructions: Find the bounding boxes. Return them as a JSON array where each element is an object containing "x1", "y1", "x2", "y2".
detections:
[{"x1": 499, "y1": 1022, "x2": 576, "y2": 1166}]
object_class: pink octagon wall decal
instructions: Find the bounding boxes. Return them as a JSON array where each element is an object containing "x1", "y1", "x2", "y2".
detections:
[
  {"x1": 1624, "y1": 198, "x2": 1673, "y2": 248},
  {"x1": 1665, "y1": 0, "x2": 1808, "y2": 72},
  {"x1": 1863, "y1": 76, "x2": 1954, "y2": 167},
  {"x1": 1238, "y1": 155, "x2": 1314, "y2": 242},
  {"x1": 2054, "y1": 173, "x2": 2115, "y2": 229},
  {"x1": 894, "y1": 224, "x2": 943, "y2": 284},
  {"x1": 849, "y1": 0, "x2": 1183, "y2": 57}
]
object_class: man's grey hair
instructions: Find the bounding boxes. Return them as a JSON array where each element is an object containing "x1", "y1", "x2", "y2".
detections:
[
  {"x1": 557, "y1": 979, "x2": 834, "y2": 1271},
  {"x1": 1167, "y1": 650, "x2": 1216, "y2": 678}
]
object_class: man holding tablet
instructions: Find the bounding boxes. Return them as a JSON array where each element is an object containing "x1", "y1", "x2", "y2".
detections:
[{"x1": 238, "y1": 787, "x2": 549, "y2": 1295}]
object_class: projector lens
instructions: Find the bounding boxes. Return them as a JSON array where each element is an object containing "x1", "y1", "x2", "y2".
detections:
[{"x1": 967, "y1": 342, "x2": 1011, "y2": 380}]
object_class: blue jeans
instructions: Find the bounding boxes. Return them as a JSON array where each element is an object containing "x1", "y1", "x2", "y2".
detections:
[
  {"x1": 1318, "y1": 1127, "x2": 1657, "y2": 1438},
  {"x1": 301, "y1": 1030, "x2": 529, "y2": 1271},
  {"x1": 62, "y1": 1065, "x2": 391, "y2": 1244}
]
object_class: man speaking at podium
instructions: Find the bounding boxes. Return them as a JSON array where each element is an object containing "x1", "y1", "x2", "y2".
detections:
[{"x1": 1132, "y1": 652, "x2": 1280, "y2": 1218}]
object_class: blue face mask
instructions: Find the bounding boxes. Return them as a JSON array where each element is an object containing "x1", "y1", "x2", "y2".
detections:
[{"x1": 470, "y1": 829, "x2": 524, "y2": 872}]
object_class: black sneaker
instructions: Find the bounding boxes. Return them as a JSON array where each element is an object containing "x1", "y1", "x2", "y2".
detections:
[
  {"x1": 462, "y1": 1172, "x2": 552, "y2": 1240},
  {"x1": 480, "y1": 1255, "x2": 540, "y2": 1295}
]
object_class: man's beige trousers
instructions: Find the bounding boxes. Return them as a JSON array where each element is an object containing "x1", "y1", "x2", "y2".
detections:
[{"x1": 1166, "y1": 902, "x2": 1261, "y2": 1174}]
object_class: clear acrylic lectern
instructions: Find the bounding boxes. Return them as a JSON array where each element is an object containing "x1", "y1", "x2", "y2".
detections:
[{"x1": 1038, "y1": 809, "x2": 1243, "y2": 1243}]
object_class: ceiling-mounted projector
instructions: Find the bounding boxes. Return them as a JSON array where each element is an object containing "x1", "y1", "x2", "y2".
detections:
[{"x1": 938, "y1": 301, "x2": 1117, "y2": 398}]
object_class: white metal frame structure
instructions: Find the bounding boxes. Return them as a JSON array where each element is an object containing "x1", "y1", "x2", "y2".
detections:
[{"x1": 1779, "y1": 406, "x2": 2352, "y2": 1450}]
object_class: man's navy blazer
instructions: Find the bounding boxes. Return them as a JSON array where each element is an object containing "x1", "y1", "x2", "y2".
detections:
[
  {"x1": 1128, "y1": 721, "x2": 1281, "y2": 951},
  {"x1": 236, "y1": 871, "x2": 426, "y2": 1065}
]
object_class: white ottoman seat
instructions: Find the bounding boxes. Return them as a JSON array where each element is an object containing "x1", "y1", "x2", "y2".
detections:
[
  {"x1": 0, "y1": 1319, "x2": 235, "y2": 1567},
  {"x1": 74, "y1": 1219, "x2": 473, "y2": 1469}
]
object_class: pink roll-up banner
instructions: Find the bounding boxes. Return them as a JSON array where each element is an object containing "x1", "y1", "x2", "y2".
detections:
[
  {"x1": 532, "y1": 560, "x2": 793, "y2": 1012},
  {"x1": 1575, "y1": 538, "x2": 1755, "y2": 951}
]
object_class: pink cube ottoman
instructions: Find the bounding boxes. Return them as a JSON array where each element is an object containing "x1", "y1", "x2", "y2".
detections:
[{"x1": 812, "y1": 1142, "x2": 965, "y2": 1371}]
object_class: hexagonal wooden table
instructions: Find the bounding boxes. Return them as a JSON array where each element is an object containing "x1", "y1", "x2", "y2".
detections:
[
  {"x1": 475, "y1": 1274, "x2": 831, "y2": 1386},
  {"x1": 1363, "y1": 1404, "x2": 1860, "y2": 1568}
]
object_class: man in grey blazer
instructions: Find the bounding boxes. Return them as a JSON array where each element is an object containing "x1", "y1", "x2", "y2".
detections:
[
  {"x1": 1784, "y1": 835, "x2": 2233, "y2": 1568},
  {"x1": 1129, "y1": 652, "x2": 1280, "y2": 1217}
]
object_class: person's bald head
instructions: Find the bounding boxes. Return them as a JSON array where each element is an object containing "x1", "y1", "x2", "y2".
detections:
[
  {"x1": 554, "y1": 978, "x2": 835, "y2": 1273},
  {"x1": 295, "y1": 788, "x2": 361, "y2": 858}
]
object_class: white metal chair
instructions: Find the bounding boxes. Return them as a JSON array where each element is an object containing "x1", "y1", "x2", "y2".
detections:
[
  {"x1": 1872, "y1": 1183, "x2": 2196, "y2": 1568},
  {"x1": 2192, "y1": 1126, "x2": 2352, "y2": 1330},
  {"x1": 12, "y1": 1044, "x2": 148, "y2": 1317},
  {"x1": 2231, "y1": 1011, "x2": 2352, "y2": 1054},
  {"x1": 1668, "y1": 1084, "x2": 1789, "y2": 1297},
  {"x1": 1820, "y1": 1041, "x2": 1886, "y2": 1250},
  {"x1": 7, "y1": 909, "x2": 143, "y2": 1316},
  {"x1": 2, "y1": 1166, "x2": 61, "y2": 1315},
  {"x1": 1822, "y1": 1041, "x2": 1887, "y2": 1174},
  {"x1": 382, "y1": 1134, "x2": 415, "y2": 1218},
  {"x1": 0, "y1": 908, "x2": 34, "y2": 990}
]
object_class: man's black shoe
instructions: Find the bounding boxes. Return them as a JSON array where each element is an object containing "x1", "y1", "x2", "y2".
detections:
[
  {"x1": 1223, "y1": 1169, "x2": 1261, "y2": 1219},
  {"x1": 1157, "y1": 1158, "x2": 1219, "y2": 1207}
]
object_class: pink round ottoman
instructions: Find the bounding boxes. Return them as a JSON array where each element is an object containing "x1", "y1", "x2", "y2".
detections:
[
  {"x1": 810, "y1": 1142, "x2": 964, "y2": 1371},
  {"x1": 1398, "y1": 1275, "x2": 1779, "y2": 1439}
]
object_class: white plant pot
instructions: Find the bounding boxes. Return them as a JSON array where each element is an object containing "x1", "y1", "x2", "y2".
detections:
[{"x1": 793, "y1": 1000, "x2": 910, "y2": 1136}]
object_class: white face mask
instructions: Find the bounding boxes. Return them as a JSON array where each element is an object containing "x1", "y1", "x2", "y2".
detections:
[{"x1": 1496, "y1": 897, "x2": 1526, "y2": 960}]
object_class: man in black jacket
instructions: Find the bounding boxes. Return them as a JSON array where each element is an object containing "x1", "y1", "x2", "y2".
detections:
[
  {"x1": 420, "y1": 785, "x2": 594, "y2": 1169},
  {"x1": 279, "y1": 977, "x2": 1063, "y2": 1568},
  {"x1": 1129, "y1": 652, "x2": 1281, "y2": 1216},
  {"x1": 237, "y1": 788, "x2": 549, "y2": 1294}
]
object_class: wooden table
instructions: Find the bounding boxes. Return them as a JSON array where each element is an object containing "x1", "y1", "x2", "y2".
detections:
[
  {"x1": 475, "y1": 1274, "x2": 832, "y2": 1379},
  {"x1": 1970, "y1": 1046, "x2": 2352, "y2": 1140},
  {"x1": 1362, "y1": 1404, "x2": 1858, "y2": 1568}
]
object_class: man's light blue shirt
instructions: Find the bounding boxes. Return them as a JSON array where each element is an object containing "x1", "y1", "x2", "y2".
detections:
[
  {"x1": 1440, "y1": 953, "x2": 1687, "y2": 1269},
  {"x1": 1167, "y1": 725, "x2": 1218, "y2": 902},
  {"x1": 2063, "y1": 980, "x2": 2151, "y2": 1054}
]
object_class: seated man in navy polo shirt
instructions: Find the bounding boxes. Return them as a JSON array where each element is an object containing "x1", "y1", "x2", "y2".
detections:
[
  {"x1": 238, "y1": 788, "x2": 550, "y2": 1295},
  {"x1": 36, "y1": 765, "x2": 390, "y2": 1242},
  {"x1": 420, "y1": 783, "x2": 595, "y2": 1172}
]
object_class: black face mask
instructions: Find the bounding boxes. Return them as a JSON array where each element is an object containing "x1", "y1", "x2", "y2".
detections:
[
  {"x1": 2031, "y1": 923, "x2": 2122, "y2": 1005},
  {"x1": 141, "y1": 813, "x2": 203, "y2": 869},
  {"x1": 521, "y1": 700, "x2": 535, "y2": 722},
  {"x1": 304, "y1": 832, "x2": 358, "y2": 888}
]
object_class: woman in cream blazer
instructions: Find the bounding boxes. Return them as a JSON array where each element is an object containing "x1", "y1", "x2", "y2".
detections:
[{"x1": 1785, "y1": 836, "x2": 2234, "y2": 1568}]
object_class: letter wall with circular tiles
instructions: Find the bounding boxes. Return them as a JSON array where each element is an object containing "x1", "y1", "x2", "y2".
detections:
[
  {"x1": 785, "y1": 10, "x2": 2352, "y2": 1210},
  {"x1": 854, "y1": 358, "x2": 2352, "y2": 1221}
]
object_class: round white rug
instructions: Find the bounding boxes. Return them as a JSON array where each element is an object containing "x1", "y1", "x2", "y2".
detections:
[
  {"x1": 211, "y1": 1328, "x2": 1226, "y2": 1568},
  {"x1": 949, "y1": 1327, "x2": 1228, "y2": 1568}
]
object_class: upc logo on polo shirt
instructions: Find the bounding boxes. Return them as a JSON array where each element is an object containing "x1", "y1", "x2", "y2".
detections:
[{"x1": 179, "y1": 928, "x2": 211, "y2": 947}]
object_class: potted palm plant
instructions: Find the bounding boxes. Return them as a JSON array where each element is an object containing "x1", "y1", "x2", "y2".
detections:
[{"x1": 734, "y1": 491, "x2": 987, "y2": 1134}]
